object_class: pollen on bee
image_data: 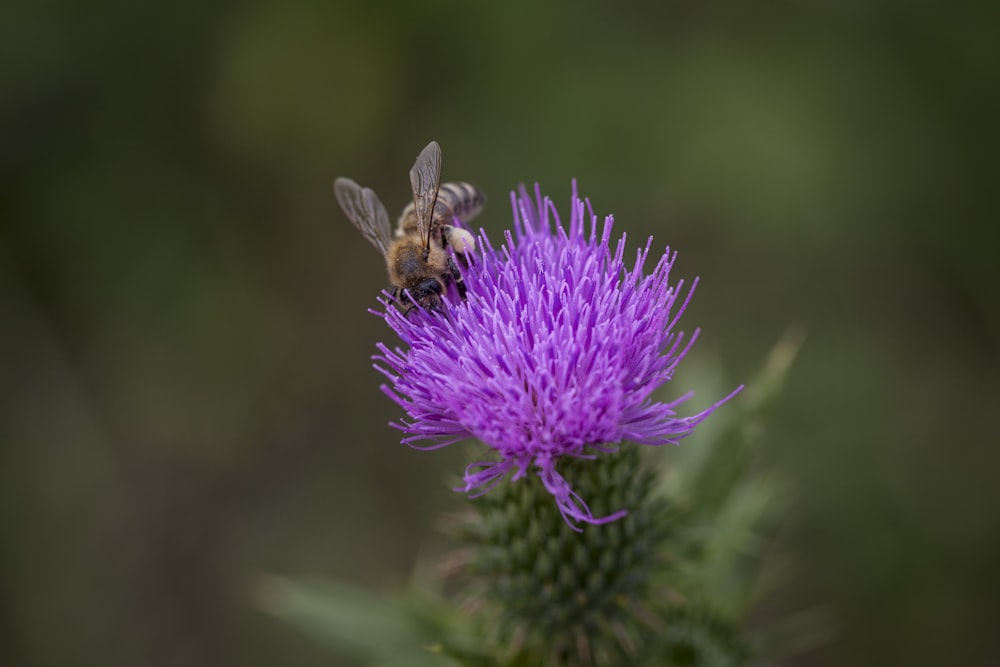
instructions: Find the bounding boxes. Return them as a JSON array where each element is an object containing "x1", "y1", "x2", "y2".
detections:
[{"x1": 449, "y1": 227, "x2": 476, "y2": 254}]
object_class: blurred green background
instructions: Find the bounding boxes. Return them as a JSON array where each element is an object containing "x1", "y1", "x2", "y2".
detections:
[{"x1": 3, "y1": 0, "x2": 998, "y2": 665}]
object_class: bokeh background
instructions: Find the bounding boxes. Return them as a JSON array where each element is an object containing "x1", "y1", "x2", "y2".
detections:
[{"x1": 3, "y1": 1, "x2": 998, "y2": 665}]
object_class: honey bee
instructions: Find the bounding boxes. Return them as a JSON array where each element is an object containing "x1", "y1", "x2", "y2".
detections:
[{"x1": 333, "y1": 141, "x2": 485, "y2": 313}]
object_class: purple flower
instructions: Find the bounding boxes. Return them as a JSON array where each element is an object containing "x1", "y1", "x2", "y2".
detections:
[{"x1": 374, "y1": 183, "x2": 741, "y2": 529}]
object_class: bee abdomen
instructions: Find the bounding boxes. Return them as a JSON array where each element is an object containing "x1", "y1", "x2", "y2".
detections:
[
  {"x1": 398, "y1": 181, "x2": 486, "y2": 234},
  {"x1": 437, "y1": 182, "x2": 486, "y2": 223}
]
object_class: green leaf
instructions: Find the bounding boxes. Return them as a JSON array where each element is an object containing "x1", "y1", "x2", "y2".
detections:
[
  {"x1": 674, "y1": 327, "x2": 804, "y2": 518},
  {"x1": 253, "y1": 574, "x2": 458, "y2": 667}
]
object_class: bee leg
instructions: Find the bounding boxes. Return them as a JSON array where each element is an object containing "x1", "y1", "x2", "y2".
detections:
[
  {"x1": 441, "y1": 224, "x2": 474, "y2": 268},
  {"x1": 439, "y1": 224, "x2": 454, "y2": 247},
  {"x1": 447, "y1": 256, "x2": 468, "y2": 300},
  {"x1": 388, "y1": 286, "x2": 416, "y2": 316}
]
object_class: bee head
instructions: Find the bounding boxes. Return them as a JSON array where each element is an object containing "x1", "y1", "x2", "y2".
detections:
[{"x1": 410, "y1": 278, "x2": 445, "y2": 313}]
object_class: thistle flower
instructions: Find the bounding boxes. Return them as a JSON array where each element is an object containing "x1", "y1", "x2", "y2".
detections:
[{"x1": 374, "y1": 183, "x2": 740, "y2": 529}]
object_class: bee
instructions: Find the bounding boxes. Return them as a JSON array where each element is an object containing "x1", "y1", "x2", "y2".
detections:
[{"x1": 333, "y1": 141, "x2": 485, "y2": 313}]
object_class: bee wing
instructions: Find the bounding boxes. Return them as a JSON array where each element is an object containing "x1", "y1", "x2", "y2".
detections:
[
  {"x1": 333, "y1": 177, "x2": 393, "y2": 257},
  {"x1": 408, "y1": 141, "x2": 443, "y2": 245}
]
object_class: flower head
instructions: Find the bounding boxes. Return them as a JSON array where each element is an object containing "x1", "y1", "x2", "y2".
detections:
[{"x1": 374, "y1": 183, "x2": 740, "y2": 529}]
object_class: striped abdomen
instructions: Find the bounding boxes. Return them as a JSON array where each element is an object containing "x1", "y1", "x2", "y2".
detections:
[{"x1": 397, "y1": 182, "x2": 486, "y2": 237}]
